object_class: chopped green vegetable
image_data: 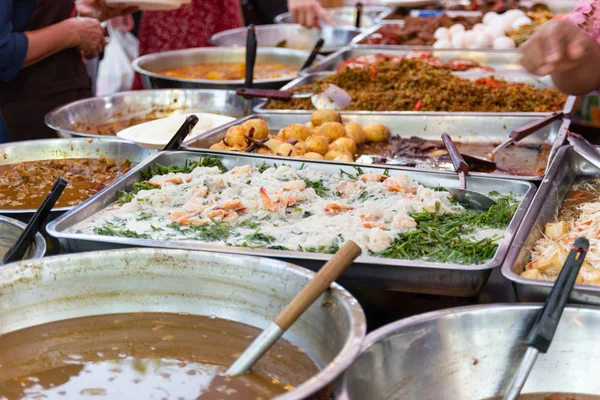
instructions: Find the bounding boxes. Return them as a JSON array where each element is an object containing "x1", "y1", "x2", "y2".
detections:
[
  {"x1": 303, "y1": 178, "x2": 329, "y2": 198},
  {"x1": 245, "y1": 232, "x2": 276, "y2": 243},
  {"x1": 136, "y1": 211, "x2": 153, "y2": 221},
  {"x1": 94, "y1": 223, "x2": 149, "y2": 239}
]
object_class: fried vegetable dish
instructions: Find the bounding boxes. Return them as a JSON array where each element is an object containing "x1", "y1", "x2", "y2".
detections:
[
  {"x1": 264, "y1": 58, "x2": 566, "y2": 112},
  {"x1": 160, "y1": 62, "x2": 299, "y2": 81},
  {"x1": 0, "y1": 157, "x2": 131, "y2": 210},
  {"x1": 336, "y1": 52, "x2": 493, "y2": 72}
]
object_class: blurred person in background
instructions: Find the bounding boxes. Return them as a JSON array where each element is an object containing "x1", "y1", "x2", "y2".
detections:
[
  {"x1": 0, "y1": 0, "x2": 135, "y2": 142},
  {"x1": 242, "y1": 0, "x2": 333, "y2": 26}
]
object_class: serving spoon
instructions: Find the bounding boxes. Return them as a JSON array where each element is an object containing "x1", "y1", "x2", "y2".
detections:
[
  {"x1": 236, "y1": 84, "x2": 351, "y2": 111},
  {"x1": 503, "y1": 237, "x2": 589, "y2": 400},
  {"x1": 162, "y1": 114, "x2": 199, "y2": 151},
  {"x1": 442, "y1": 133, "x2": 496, "y2": 211},
  {"x1": 3, "y1": 177, "x2": 67, "y2": 264}
]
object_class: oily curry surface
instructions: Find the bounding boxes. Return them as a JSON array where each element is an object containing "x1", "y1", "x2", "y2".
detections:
[
  {"x1": 0, "y1": 157, "x2": 131, "y2": 210},
  {"x1": 160, "y1": 62, "x2": 299, "y2": 81},
  {"x1": 0, "y1": 312, "x2": 319, "y2": 400}
]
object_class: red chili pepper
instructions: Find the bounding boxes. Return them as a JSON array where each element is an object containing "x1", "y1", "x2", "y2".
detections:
[
  {"x1": 477, "y1": 78, "x2": 500, "y2": 89},
  {"x1": 469, "y1": 0, "x2": 479, "y2": 11},
  {"x1": 369, "y1": 64, "x2": 377, "y2": 81},
  {"x1": 491, "y1": 1, "x2": 505, "y2": 11},
  {"x1": 414, "y1": 100, "x2": 423, "y2": 111}
]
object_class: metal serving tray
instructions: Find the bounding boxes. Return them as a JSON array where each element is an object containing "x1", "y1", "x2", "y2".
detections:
[
  {"x1": 48, "y1": 151, "x2": 536, "y2": 297},
  {"x1": 185, "y1": 113, "x2": 569, "y2": 181},
  {"x1": 305, "y1": 46, "x2": 524, "y2": 75},
  {"x1": 253, "y1": 71, "x2": 576, "y2": 116},
  {"x1": 502, "y1": 145, "x2": 600, "y2": 305},
  {"x1": 275, "y1": 6, "x2": 391, "y2": 29}
]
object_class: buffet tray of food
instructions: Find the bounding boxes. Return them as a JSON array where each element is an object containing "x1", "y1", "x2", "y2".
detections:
[
  {"x1": 48, "y1": 151, "x2": 536, "y2": 296},
  {"x1": 185, "y1": 113, "x2": 569, "y2": 181},
  {"x1": 502, "y1": 145, "x2": 600, "y2": 305}
]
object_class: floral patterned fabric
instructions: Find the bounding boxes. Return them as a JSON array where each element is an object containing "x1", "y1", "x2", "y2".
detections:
[{"x1": 563, "y1": 0, "x2": 600, "y2": 44}]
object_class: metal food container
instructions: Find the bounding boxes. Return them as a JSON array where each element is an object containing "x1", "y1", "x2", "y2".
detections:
[
  {"x1": 502, "y1": 145, "x2": 600, "y2": 305},
  {"x1": 210, "y1": 24, "x2": 362, "y2": 54},
  {"x1": 133, "y1": 47, "x2": 314, "y2": 90},
  {"x1": 275, "y1": 6, "x2": 391, "y2": 28},
  {"x1": 47, "y1": 151, "x2": 536, "y2": 296},
  {"x1": 45, "y1": 89, "x2": 249, "y2": 139},
  {"x1": 186, "y1": 113, "x2": 569, "y2": 181},
  {"x1": 0, "y1": 248, "x2": 366, "y2": 400},
  {"x1": 335, "y1": 304, "x2": 600, "y2": 400},
  {"x1": 0, "y1": 215, "x2": 46, "y2": 263},
  {"x1": 253, "y1": 71, "x2": 576, "y2": 116}
]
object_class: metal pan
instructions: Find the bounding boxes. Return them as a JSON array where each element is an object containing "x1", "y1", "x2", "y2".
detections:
[
  {"x1": 184, "y1": 113, "x2": 569, "y2": 181},
  {"x1": 47, "y1": 151, "x2": 536, "y2": 296},
  {"x1": 133, "y1": 47, "x2": 316, "y2": 90},
  {"x1": 253, "y1": 71, "x2": 576, "y2": 116},
  {"x1": 0, "y1": 215, "x2": 46, "y2": 263},
  {"x1": 45, "y1": 89, "x2": 249, "y2": 140},
  {"x1": 502, "y1": 145, "x2": 600, "y2": 305},
  {"x1": 275, "y1": 6, "x2": 391, "y2": 29}
]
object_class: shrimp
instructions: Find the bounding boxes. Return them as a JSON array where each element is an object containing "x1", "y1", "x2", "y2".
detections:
[
  {"x1": 336, "y1": 181, "x2": 361, "y2": 198},
  {"x1": 145, "y1": 181, "x2": 162, "y2": 188},
  {"x1": 359, "y1": 173, "x2": 386, "y2": 183},
  {"x1": 384, "y1": 175, "x2": 415, "y2": 193},
  {"x1": 219, "y1": 199, "x2": 245, "y2": 211},
  {"x1": 169, "y1": 211, "x2": 194, "y2": 222},
  {"x1": 206, "y1": 209, "x2": 227, "y2": 220},
  {"x1": 282, "y1": 180, "x2": 306, "y2": 191},
  {"x1": 224, "y1": 210, "x2": 238, "y2": 221},
  {"x1": 231, "y1": 165, "x2": 251, "y2": 175},
  {"x1": 260, "y1": 187, "x2": 277, "y2": 211},
  {"x1": 166, "y1": 176, "x2": 184, "y2": 185},
  {"x1": 391, "y1": 213, "x2": 417, "y2": 232},
  {"x1": 324, "y1": 202, "x2": 353, "y2": 215},
  {"x1": 192, "y1": 185, "x2": 209, "y2": 198}
]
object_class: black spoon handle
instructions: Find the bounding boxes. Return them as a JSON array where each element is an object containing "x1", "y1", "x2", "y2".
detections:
[
  {"x1": 301, "y1": 38, "x2": 325, "y2": 70},
  {"x1": 245, "y1": 24, "x2": 257, "y2": 89},
  {"x1": 527, "y1": 237, "x2": 589, "y2": 353},
  {"x1": 3, "y1": 177, "x2": 68, "y2": 264},
  {"x1": 355, "y1": 2, "x2": 363, "y2": 28},
  {"x1": 163, "y1": 115, "x2": 199, "y2": 151}
]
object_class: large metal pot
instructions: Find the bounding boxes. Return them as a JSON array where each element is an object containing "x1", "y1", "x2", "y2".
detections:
[
  {"x1": 133, "y1": 47, "x2": 313, "y2": 90},
  {"x1": 45, "y1": 89, "x2": 248, "y2": 139},
  {"x1": 336, "y1": 304, "x2": 600, "y2": 399},
  {"x1": 0, "y1": 248, "x2": 366, "y2": 399},
  {"x1": 0, "y1": 215, "x2": 45, "y2": 263},
  {"x1": 210, "y1": 24, "x2": 361, "y2": 54},
  {"x1": 275, "y1": 6, "x2": 391, "y2": 29}
]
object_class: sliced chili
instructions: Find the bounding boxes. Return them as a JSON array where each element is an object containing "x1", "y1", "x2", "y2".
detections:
[{"x1": 414, "y1": 100, "x2": 423, "y2": 111}]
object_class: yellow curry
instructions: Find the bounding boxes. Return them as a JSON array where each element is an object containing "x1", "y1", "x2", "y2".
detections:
[{"x1": 160, "y1": 62, "x2": 299, "y2": 81}]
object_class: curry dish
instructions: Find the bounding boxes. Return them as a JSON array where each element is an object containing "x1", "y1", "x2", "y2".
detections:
[
  {"x1": 264, "y1": 59, "x2": 566, "y2": 113},
  {"x1": 0, "y1": 312, "x2": 319, "y2": 400},
  {"x1": 0, "y1": 157, "x2": 131, "y2": 210},
  {"x1": 159, "y1": 62, "x2": 300, "y2": 81}
]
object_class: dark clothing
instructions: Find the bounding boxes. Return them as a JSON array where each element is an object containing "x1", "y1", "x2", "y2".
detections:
[
  {"x1": 0, "y1": 0, "x2": 36, "y2": 81},
  {"x1": 243, "y1": 0, "x2": 288, "y2": 24},
  {"x1": 0, "y1": 0, "x2": 92, "y2": 141}
]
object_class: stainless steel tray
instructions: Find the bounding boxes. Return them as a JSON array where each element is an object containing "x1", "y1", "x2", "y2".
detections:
[
  {"x1": 253, "y1": 71, "x2": 576, "y2": 116},
  {"x1": 185, "y1": 113, "x2": 569, "y2": 181},
  {"x1": 47, "y1": 151, "x2": 536, "y2": 297},
  {"x1": 502, "y1": 145, "x2": 600, "y2": 305},
  {"x1": 305, "y1": 46, "x2": 524, "y2": 75},
  {"x1": 275, "y1": 6, "x2": 391, "y2": 29},
  {"x1": 45, "y1": 89, "x2": 249, "y2": 139}
]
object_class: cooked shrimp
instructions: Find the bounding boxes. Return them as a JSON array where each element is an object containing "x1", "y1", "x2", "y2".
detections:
[
  {"x1": 336, "y1": 181, "x2": 360, "y2": 197},
  {"x1": 206, "y1": 209, "x2": 227, "y2": 220},
  {"x1": 391, "y1": 213, "x2": 417, "y2": 232},
  {"x1": 192, "y1": 185, "x2": 209, "y2": 197},
  {"x1": 219, "y1": 199, "x2": 244, "y2": 211},
  {"x1": 169, "y1": 211, "x2": 193, "y2": 222},
  {"x1": 145, "y1": 181, "x2": 162, "y2": 188},
  {"x1": 224, "y1": 210, "x2": 238, "y2": 221},
  {"x1": 166, "y1": 176, "x2": 184, "y2": 185},
  {"x1": 359, "y1": 173, "x2": 386, "y2": 182},
  {"x1": 260, "y1": 187, "x2": 277, "y2": 211},
  {"x1": 282, "y1": 180, "x2": 306, "y2": 191},
  {"x1": 231, "y1": 165, "x2": 251, "y2": 175},
  {"x1": 188, "y1": 218, "x2": 212, "y2": 227},
  {"x1": 324, "y1": 202, "x2": 353, "y2": 214}
]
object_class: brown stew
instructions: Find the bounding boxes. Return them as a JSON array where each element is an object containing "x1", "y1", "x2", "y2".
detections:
[
  {"x1": 0, "y1": 313, "x2": 319, "y2": 400},
  {"x1": 0, "y1": 157, "x2": 131, "y2": 209},
  {"x1": 160, "y1": 62, "x2": 299, "y2": 81}
]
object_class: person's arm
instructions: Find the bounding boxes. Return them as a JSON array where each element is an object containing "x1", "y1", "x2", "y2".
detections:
[
  {"x1": 551, "y1": 45, "x2": 600, "y2": 95},
  {"x1": 288, "y1": 0, "x2": 334, "y2": 28},
  {"x1": 76, "y1": 0, "x2": 137, "y2": 22}
]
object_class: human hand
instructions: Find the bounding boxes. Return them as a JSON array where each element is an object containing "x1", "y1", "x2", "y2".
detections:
[
  {"x1": 76, "y1": 0, "x2": 137, "y2": 22},
  {"x1": 520, "y1": 18, "x2": 600, "y2": 76},
  {"x1": 288, "y1": 0, "x2": 335, "y2": 29},
  {"x1": 71, "y1": 17, "x2": 106, "y2": 59}
]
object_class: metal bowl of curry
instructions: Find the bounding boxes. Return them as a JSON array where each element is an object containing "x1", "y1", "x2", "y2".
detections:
[
  {"x1": 133, "y1": 47, "x2": 314, "y2": 90},
  {"x1": 45, "y1": 89, "x2": 248, "y2": 139},
  {"x1": 0, "y1": 215, "x2": 46, "y2": 264},
  {"x1": 0, "y1": 248, "x2": 366, "y2": 399},
  {"x1": 0, "y1": 138, "x2": 155, "y2": 216}
]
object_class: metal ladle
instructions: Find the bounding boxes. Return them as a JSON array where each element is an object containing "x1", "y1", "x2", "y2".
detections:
[{"x1": 567, "y1": 131, "x2": 600, "y2": 168}]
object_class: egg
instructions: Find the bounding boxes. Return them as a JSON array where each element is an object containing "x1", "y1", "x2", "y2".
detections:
[
  {"x1": 474, "y1": 31, "x2": 494, "y2": 48},
  {"x1": 463, "y1": 30, "x2": 477, "y2": 48},
  {"x1": 485, "y1": 20, "x2": 506, "y2": 38},
  {"x1": 493, "y1": 36, "x2": 516, "y2": 49},
  {"x1": 483, "y1": 12, "x2": 500, "y2": 25},
  {"x1": 449, "y1": 24, "x2": 465, "y2": 35},
  {"x1": 434, "y1": 27, "x2": 451, "y2": 41},
  {"x1": 451, "y1": 31, "x2": 466, "y2": 48},
  {"x1": 472, "y1": 23, "x2": 486, "y2": 32},
  {"x1": 512, "y1": 16, "x2": 533, "y2": 31},
  {"x1": 433, "y1": 39, "x2": 452, "y2": 49},
  {"x1": 504, "y1": 9, "x2": 526, "y2": 22}
]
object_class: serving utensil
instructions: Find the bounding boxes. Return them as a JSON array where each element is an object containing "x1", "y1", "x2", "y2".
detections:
[
  {"x1": 300, "y1": 38, "x2": 325, "y2": 70},
  {"x1": 235, "y1": 84, "x2": 351, "y2": 111},
  {"x1": 503, "y1": 236, "x2": 589, "y2": 400},
  {"x1": 3, "y1": 177, "x2": 67, "y2": 264},
  {"x1": 244, "y1": 25, "x2": 257, "y2": 116},
  {"x1": 163, "y1": 114, "x2": 199, "y2": 151},
  {"x1": 226, "y1": 240, "x2": 361, "y2": 376},
  {"x1": 441, "y1": 133, "x2": 496, "y2": 210},
  {"x1": 355, "y1": 2, "x2": 363, "y2": 28},
  {"x1": 567, "y1": 131, "x2": 600, "y2": 169}
]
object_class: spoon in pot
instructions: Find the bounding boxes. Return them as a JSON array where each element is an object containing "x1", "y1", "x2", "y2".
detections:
[
  {"x1": 567, "y1": 131, "x2": 600, "y2": 169},
  {"x1": 355, "y1": 2, "x2": 363, "y2": 28},
  {"x1": 163, "y1": 114, "x2": 199, "y2": 151},
  {"x1": 236, "y1": 84, "x2": 351, "y2": 111},
  {"x1": 226, "y1": 240, "x2": 362, "y2": 376},
  {"x1": 503, "y1": 237, "x2": 589, "y2": 400},
  {"x1": 300, "y1": 38, "x2": 325, "y2": 71},
  {"x1": 3, "y1": 177, "x2": 67, "y2": 264},
  {"x1": 441, "y1": 133, "x2": 496, "y2": 211}
]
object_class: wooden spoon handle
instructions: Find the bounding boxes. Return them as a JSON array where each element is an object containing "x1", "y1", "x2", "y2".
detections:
[
  {"x1": 441, "y1": 133, "x2": 469, "y2": 174},
  {"x1": 510, "y1": 111, "x2": 563, "y2": 142},
  {"x1": 236, "y1": 88, "x2": 294, "y2": 100},
  {"x1": 274, "y1": 241, "x2": 361, "y2": 331}
]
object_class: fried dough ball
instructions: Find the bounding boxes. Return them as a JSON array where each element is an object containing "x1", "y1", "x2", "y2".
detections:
[
  {"x1": 224, "y1": 126, "x2": 248, "y2": 150},
  {"x1": 257, "y1": 148, "x2": 272, "y2": 155},
  {"x1": 305, "y1": 135, "x2": 330, "y2": 155},
  {"x1": 315, "y1": 122, "x2": 345, "y2": 142},
  {"x1": 325, "y1": 147, "x2": 353, "y2": 161},
  {"x1": 305, "y1": 122, "x2": 314, "y2": 129},
  {"x1": 363, "y1": 123, "x2": 389, "y2": 143},
  {"x1": 264, "y1": 137, "x2": 283, "y2": 152},
  {"x1": 333, "y1": 137, "x2": 357, "y2": 155},
  {"x1": 344, "y1": 122, "x2": 366, "y2": 144},
  {"x1": 276, "y1": 143, "x2": 297, "y2": 157},
  {"x1": 303, "y1": 152, "x2": 325, "y2": 160},
  {"x1": 210, "y1": 141, "x2": 228, "y2": 151},
  {"x1": 311, "y1": 110, "x2": 341, "y2": 127},
  {"x1": 242, "y1": 119, "x2": 269, "y2": 140},
  {"x1": 278, "y1": 124, "x2": 312, "y2": 141},
  {"x1": 294, "y1": 142, "x2": 307, "y2": 156},
  {"x1": 334, "y1": 154, "x2": 354, "y2": 163}
]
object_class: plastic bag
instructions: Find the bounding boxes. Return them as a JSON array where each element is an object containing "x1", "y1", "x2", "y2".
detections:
[{"x1": 96, "y1": 24, "x2": 139, "y2": 96}]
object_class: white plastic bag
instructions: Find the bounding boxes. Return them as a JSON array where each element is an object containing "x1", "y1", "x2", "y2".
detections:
[{"x1": 96, "y1": 24, "x2": 139, "y2": 96}]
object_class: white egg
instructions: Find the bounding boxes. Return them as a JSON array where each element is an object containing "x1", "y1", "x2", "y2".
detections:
[
  {"x1": 504, "y1": 9, "x2": 526, "y2": 23},
  {"x1": 463, "y1": 30, "x2": 478, "y2": 48},
  {"x1": 512, "y1": 16, "x2": 533, "y2": 31},
  {"x1": 502, "y1": 15, "x2": 518, "y2": 34},
  {"x1": 433, "y1": 39, "x2": 452, "y2": 49},
  {"x1": 449, "y1": 24, "x2": 466, "y2": 35},
  {"x1": 485, "y1": 20, "x2": 506, "y2": 38},
  {"x1": 451, "y1": 31, "x2": 466, "y2": 48},
  {"x1": 483, "y1": 12, "x2": 500, "y2": 25},
  {"x1": 472, "y1": 23, "x2": 486, "y2": 32},
  {"x1": 474, "y1": 31, "x2": 494, "y2": 48},
  {"x1": 434, "y1": 27, "x2": 451, "y2": 41},
  {"x1": 493, "y1": 36, "x2": 516, "y2": 49}
]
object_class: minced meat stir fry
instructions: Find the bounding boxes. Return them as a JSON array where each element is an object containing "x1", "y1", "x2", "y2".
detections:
[
  {"x1": 265, "y1": 59, "x2": 567, "y2": 112},
  {"x1": 0, "y1": 157, "x2": 132, "y2": 209}
]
